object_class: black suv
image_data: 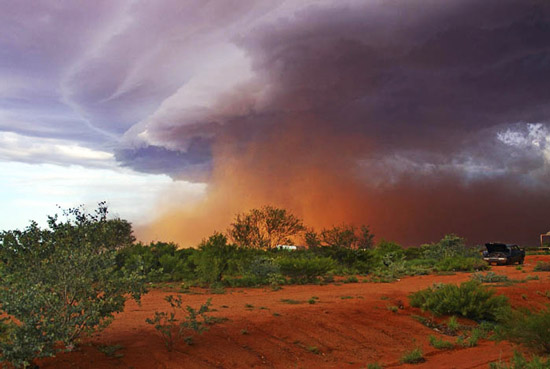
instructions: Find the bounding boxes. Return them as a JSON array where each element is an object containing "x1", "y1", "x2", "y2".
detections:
[{"x1": 482, "y1": 243, "x2": 525, "y2": 265}]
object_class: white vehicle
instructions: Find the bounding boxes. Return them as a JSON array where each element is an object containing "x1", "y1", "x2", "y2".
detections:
[{"x1": 276, "y1": 245, "x2": 298, "y2": 251}]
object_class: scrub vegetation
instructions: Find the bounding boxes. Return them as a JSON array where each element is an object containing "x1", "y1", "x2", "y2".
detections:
[
  {"x1": 0, "y1": 204, "x2": 146, "y2": 368},
  {"x1": 1, "y1": 203, "x2": 547, "y2": 368},
  {"x1": 115, "y1": 207, "x2": 487, "y2": 288}
]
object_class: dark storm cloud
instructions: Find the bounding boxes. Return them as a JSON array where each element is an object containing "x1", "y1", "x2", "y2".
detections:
[
  {"x1": 115, "y1": 138, "x2": 213, "y2": 179},
  {"x1": 127, "y1": 0, "x2": 550, "y2": 184},
  {"x1": 3, "y1": 0, "x2": 550, "y2": 244}
]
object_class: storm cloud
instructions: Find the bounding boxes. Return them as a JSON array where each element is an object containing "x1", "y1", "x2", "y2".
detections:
[{"x1": 2, "y1": 0, "x2": 550, "y2": 245}]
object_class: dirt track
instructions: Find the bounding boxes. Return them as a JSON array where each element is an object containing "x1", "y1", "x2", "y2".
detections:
[{"x1": 39, "y1": 255, "x2": 550, "y2": 369}]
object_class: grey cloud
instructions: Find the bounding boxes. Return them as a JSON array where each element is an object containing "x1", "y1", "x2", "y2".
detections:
[{"x1": 132, "y1": 0, "x2": 550, "y2": 182}]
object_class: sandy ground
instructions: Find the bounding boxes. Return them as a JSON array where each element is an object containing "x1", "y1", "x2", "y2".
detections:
[{"x1": 35, "y1": 255, "x2": 550, "y2": 369}]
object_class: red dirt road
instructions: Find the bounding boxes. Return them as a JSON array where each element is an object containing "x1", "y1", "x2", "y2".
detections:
[{"x1": 39, "y1": 256, "x2": 550, "y2": 369}]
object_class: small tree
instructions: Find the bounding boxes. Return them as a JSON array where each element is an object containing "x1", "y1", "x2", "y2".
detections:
[
  {"x1": 318, "y1": 224, "x2": 374, "y2": 249},
  {"x1": 228, "y1": 206, "x2": 305, "y2": 249},
  {"x1": 193, "y1": 233, "x2": 237, "y2": 283},
  {"x1": 0, "y1": 204, "x2": 146, "y2": 368}
]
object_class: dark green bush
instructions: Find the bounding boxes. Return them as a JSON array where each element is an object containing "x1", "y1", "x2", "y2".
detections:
[
  {"x1": 435, "y1": 256, "x2": 488, "y2": 272},
  {"x1": 247, "y1": 256, "x2": 280, "y2": 280},
  {"x1": 496, "y1": 307, "x2": 550, "y2": 353},
  {"x1": 116, "y1": 242, "x2": 197, "y2": 282},
  {"x1": 193, "y1": 233, "x2": 238, "y2": 283},
  {"x1": 313, "y1": 246, "x2": 373, "y2": 273},
  {"x1": 276, "y1": 256, "x2": 336, "y2": 282},
  {"x1": 409, "y1": 281, "x2": 509, "y2": 321},
  {"x1": 223, "y1": 275, "x2": 266, "y2": 287},
  {"x1": 422, "y1": 234, "x2": 478, "y2": 260},
  {"x1": 404, "y1": 259, "x2": 435, "y2": 275},
  {"x1": 404, "y1": 247, "x2": 424, "y2": 260},
  {"x1": 372, "y1": 240, "x2": 405, "y2": 264},
  {"x1": 0, "y1": 205, "x2": 146, "y2": 368}
]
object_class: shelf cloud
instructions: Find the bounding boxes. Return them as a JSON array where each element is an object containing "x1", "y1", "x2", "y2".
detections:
[{"x1": 2, "y1": 0, "x2": 549, "y2": 245}]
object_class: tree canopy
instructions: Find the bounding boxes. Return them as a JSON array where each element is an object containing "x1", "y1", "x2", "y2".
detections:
[
  {"x1": 0, "y1": 203, "x2": 146, "y2": 368},
  {"x1": 228, "y1": 206, "x2": 305, "y2": 249}
]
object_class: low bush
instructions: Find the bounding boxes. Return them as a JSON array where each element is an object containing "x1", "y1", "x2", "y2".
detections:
[
  {"x1": 400, "y1": 348, "x2": 424, "y2": 364},
  {"x1": 146, "y1": 296, "x2": 216, "y2": 351},
  {"x1": 313, "y1": 246, "x2": 373, "y2": 273},
  {"x1": 343, "y1": 276, "x2": 359, "y2": 283},
  {"x1": 496, "y1": 307, "x2": 550, "y2": 353},
  {"x1": 489, "y1": 351, "x2": 550, "y2": 369},
  {"x1": 247, "y1": 256, "x2": 280, "y2": 280},
  {"x1": 404, "y1": 259, "x2": 434, "y2": 275},
  {"x1": 409, "y1": 281, "x2": 509, "y2": 321},
  {"x1": 435, "y1": 256, "x2": 488, "y2": 272},
  {"x1": 429, "y1": 335, "x2": 454, "y2": 350},
  {"x1": 421, "y1": 234, "x2": 476, "y2": 260},
  {"x1": 0, "y1": 205, "x2": 146, "y2": 368},
  {"x1": 471, "y1": 272, "x2": 509, "y2": 283},
  {"x1": 223, "y1": 275, "x2": 265, "y2": 287},
  {"x1": 534, "y1": 262, "x2": 550, "y2": 272},
  {"x1": 193, "y1": 233, "x2": 238, "y2": 283},
  {"x1": 457, "y1": 327, "x2": 485, "y2": 348},
  {"x1": 447, "y1": 316, "x2": 460, "y2": 334},
  {"x1": 276, "y1": 256, "x2": 336, "y2": 282}
]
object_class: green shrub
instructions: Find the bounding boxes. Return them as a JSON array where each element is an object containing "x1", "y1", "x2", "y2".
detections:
[
  {"x1": 343, "y1": 276, "x2": 359, "y2": 283},
  {"x1": 409, "y1": 281, "x2": 509, "y2": 321},
  {"x1": 0, "y1": 204, "x2": 146, "y2": 369},
  {"x1": 146, "y1": 296, "x2": 215, "y2": 351},
  {"x1": 421, "y1": 234, "x2": 474, "y2": 260},
  {"x1": 534, "y1": 262, "x2": 550, "y2": 272},
  {"x1": 223, "y1": 275, "x2": 264, "y2": 287},
  {"x1": 276, "y1": 256, "x2": 336, "y2": 282},
  {"x1": 247, "y1": 256, "x2": 280, "y2": 280},
  {"x1": 435, "y1": 256, "x2": 488, "y2": 272},
  {"x1": 404, "y1": 259, "x2": 434, "y2": 275},
  {"x1": 313, "y1": 246, "x2": 373, "y2": 273},
  {"x1": 496, "y1": 307, "x2": 550, "y2": 353},
  {"x1": 471, "y1": 272, "x2": 509, "y2": 283},
  {"x1": 193, "y1": 233, "x2": 238, "y2": 283},
  {"x1": 429, "y1": 335, "x2": 454, "y2": 350},
  {"x1": 307, "y1": 296, "x2": 319, "y2": 305},
  {"x1": 489, "y1": 351, "x2": 550, "y2": 369},
  {"x1": 404, "y1": 247, "x2": 424, "y2": 260},
  {"x1": 457, "y1": 327, "x2": 485, "y2": 347},
  {"x1": 400, "y1": 347, "x2": 424, "y2": 364},
  {"x1": 372, "y1": 240, "x2": 405, "y2": 263},
  {"x1": 116, "y1": 242, "x2": 197, "y2": 282},
  {"x1": 447, "y1": 316, "x2": 460, "y2": 333}
]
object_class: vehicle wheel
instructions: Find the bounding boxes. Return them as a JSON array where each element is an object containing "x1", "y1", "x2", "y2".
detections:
[{"x1": 519, "y1": 258, "x2": 524, "y2": 265}]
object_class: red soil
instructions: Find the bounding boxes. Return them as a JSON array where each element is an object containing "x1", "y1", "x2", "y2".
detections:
[{"x1": 37, "y1": 256, "x2": 550, "y2": 369}]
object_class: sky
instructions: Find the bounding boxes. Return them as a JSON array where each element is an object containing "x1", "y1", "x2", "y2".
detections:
[{"x1": 1, "y1": 0, "x2": 549, "y2": 246}]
